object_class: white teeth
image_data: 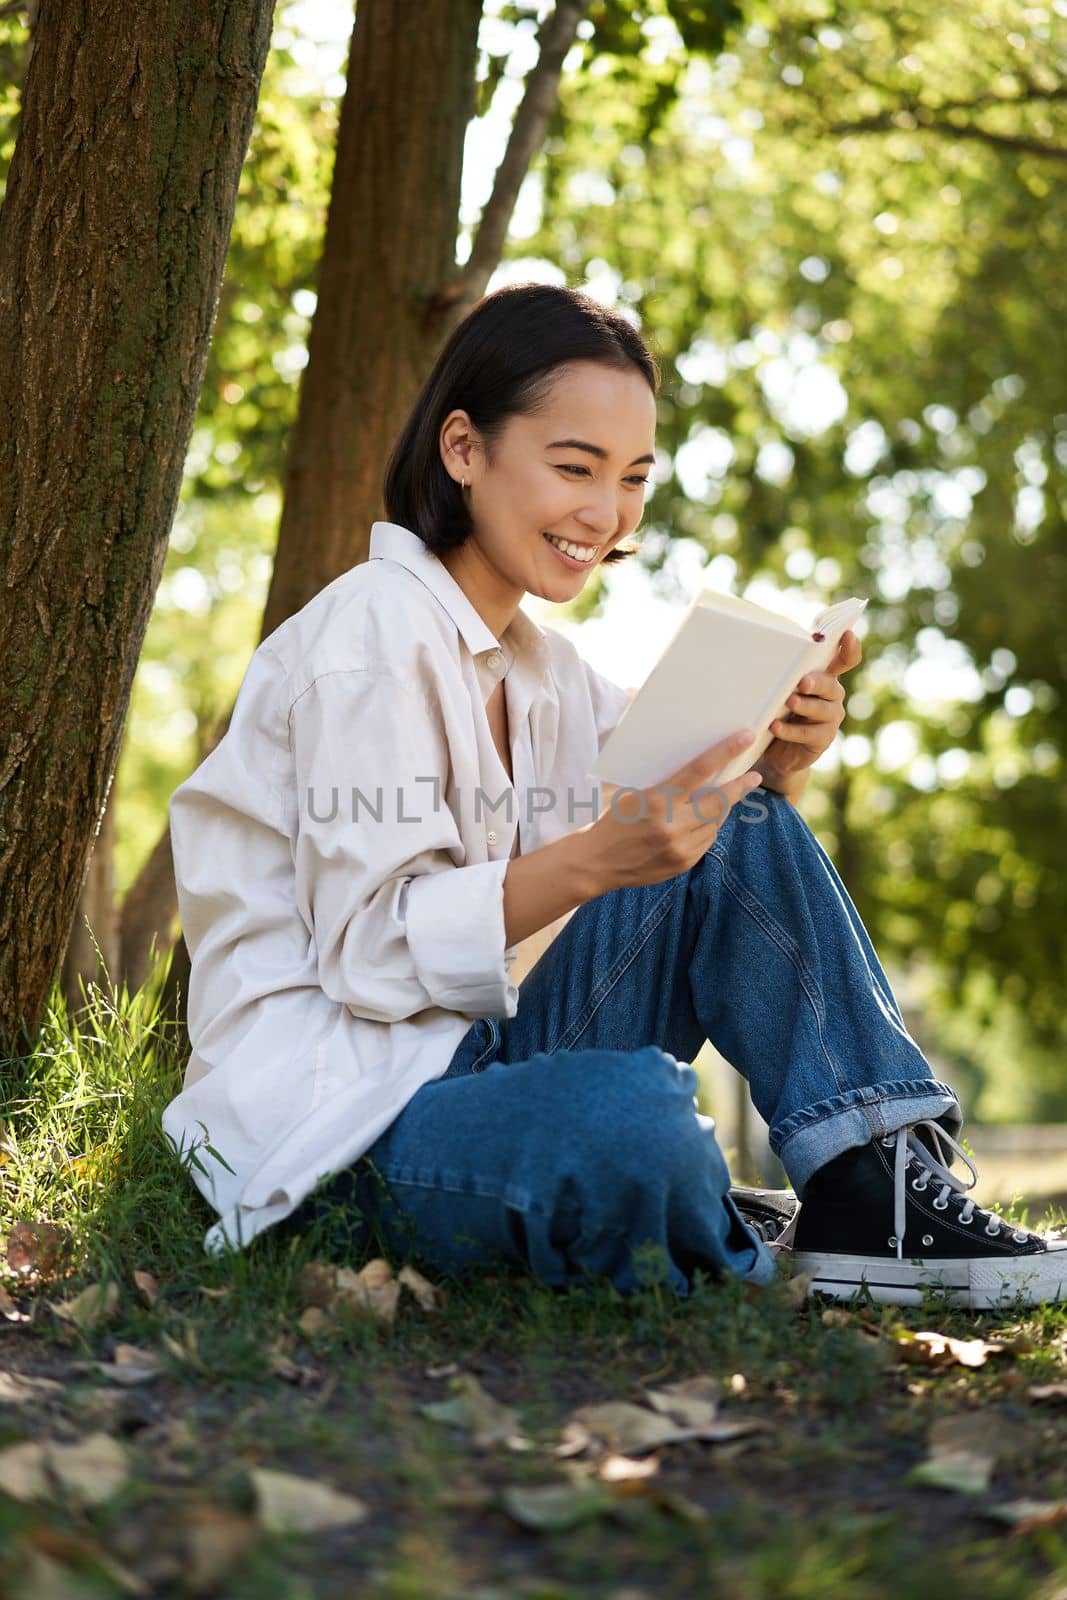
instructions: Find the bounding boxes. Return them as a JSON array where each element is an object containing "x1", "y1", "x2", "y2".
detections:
[{"x1": 545, "y1": 533, "x2": 597, "y2": 563}]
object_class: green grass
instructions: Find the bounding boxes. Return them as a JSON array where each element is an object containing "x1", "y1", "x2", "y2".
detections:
[{"x1": 2, "y1": 963, "x2": 1067, "y2": 1598}]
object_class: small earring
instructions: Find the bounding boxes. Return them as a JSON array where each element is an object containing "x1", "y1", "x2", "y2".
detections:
[{"x1": 461, "y1": 477, "x2": 468, "y2": 490}]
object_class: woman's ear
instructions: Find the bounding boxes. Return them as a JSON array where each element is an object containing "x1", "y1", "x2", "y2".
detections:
[{"x1": 439, "y1": 409, "x2": 478, "y2": 487}]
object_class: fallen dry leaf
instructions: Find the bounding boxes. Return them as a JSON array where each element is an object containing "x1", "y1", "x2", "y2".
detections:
[
  {"x1": 249, "y1": 1467, "x2": 368, "y2": 1534},
  {"x1": 500, "y1": 1477, "x2": 618, "y2": 1531},
  {"x1": 983, "y1": 1498, "x2": 1067, "y2": 1533},
  {"x1": 0, "y1": 1371, "x2": 64, "y2": 1406},
  {"x1": 132, "y1": 1269, "x2": 160, "y2": 1306},
  {"x1": 893, "y1": 1328, "x2": 1005, "y2": 1369},
  {"x1": 0, "y1": 1433, "x2": 129, "y2": 1508},
  {"x1": 500, "y1": 1462, "x2": 708, "y2": 1533},
  {"x1": 644, "y1": 1376, "x2": 721, "y2": 1429},
  {"x1": 421, "y1": 1373, "x2": 530, "y2": 1450},
  {"x1": 1028, "y1": 1382, "x2": 1067, "y2": 1404},
  {"x1": 597, "y1": 1452, "x2": 661, "y2": 1483},
  {"x1": 0, "y1": 1440, "x2": 51, "y2": 1501},
  {"x1": 6, "y1": 1221, "x2": 73, "y2": 1278},
  {"x1": 50, "y1": 1280, "x2": 119, "y2": 1332},
  {"x1": 335, "y1": 1259, "x2": 400, "y2": 1323},
  {"x1": 46, "y1": 1433, "x2": 130, "y2": 1508},
  {"x1": 397, "y1": 1262, "x2": 442, "y2": 1310},
  {"x1": 575, "y1": 1402, "x2": 691, "y2": 1455},
  {"x1": 572, "y1": 1399, "x2": 769, "y2": 1457},
  {"x1": 298, "y1": 1256, "x2": 443, "y2": 1326},
  {"x1": 554, "y1": 1420, "x2": 594, "y2": 1458},
  {"x1": 93, "y1": 1343, "x2": 164, "y2": 1387},
  {"x1": 908, "y1": 1413, "x2": 997, "y2": 1495}
]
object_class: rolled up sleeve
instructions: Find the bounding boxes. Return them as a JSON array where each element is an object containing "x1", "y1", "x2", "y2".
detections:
[{"x1": 290, "y1": 668, "x2": 518, "y2": 1022}]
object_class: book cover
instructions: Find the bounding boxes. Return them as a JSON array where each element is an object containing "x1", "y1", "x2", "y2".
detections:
[{"x1": 589, "y1": 591, "x2": 867, "y2": 792}]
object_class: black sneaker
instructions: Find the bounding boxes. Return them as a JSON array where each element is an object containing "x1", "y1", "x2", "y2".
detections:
[
  {"x1": 789, "y1": 1118, "x2": 1067, "y2": 1309},
  {"x1": 730, "y1": 1184, "x2": 799, "y2": 1245}
]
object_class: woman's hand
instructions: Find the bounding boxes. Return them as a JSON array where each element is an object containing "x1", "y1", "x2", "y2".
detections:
[
  {"x1": 754, "y1": 629, "x2": 864, "y2": 798},
  {"x1": 580, "y1": 729, "x2": 764, "y2": 894}
]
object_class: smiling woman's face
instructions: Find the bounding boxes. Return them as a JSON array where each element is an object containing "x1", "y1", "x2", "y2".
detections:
[{"x1": 437, "y1": 360, "x2": 657, "y2": 627}]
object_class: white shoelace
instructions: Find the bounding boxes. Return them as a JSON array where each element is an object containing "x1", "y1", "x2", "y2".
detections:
[{"x1": 885, "y1": 1119, "x2": 1031, "y2": 1261}]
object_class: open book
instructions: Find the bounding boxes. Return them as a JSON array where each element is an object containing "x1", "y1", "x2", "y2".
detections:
[{"x1": 590, "y1": 589, "x2": 868, "y2": 791}]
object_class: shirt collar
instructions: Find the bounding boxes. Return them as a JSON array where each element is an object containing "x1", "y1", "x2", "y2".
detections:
[{"x1": 368, "y1": 520, "x2": 549, "y2": 672}]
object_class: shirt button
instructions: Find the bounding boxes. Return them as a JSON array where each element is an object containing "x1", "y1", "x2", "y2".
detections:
[
  {"x1": 487, "y1": 830, "x2": 498, "y2": 844},
  {"x1": 487, "y1": 651, "x2": 503, "y2": 671}
]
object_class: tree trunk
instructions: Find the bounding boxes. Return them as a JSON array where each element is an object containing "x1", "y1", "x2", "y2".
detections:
[
  {"x1": 117, "y1": 817, "x2": 177, "y2": 1001},
  {"x1": 257, "y1": 0, "x2": 484, "y2": 642},
  {"x1": 0, "y1": 0, "x2": 276, "y2": 1058},
  {"x1": 120, "y1": 0, "x2": 590, "y2": 1010},
  {"x1": 829, "y1": 765, "x2": 860, "y2": 898}
]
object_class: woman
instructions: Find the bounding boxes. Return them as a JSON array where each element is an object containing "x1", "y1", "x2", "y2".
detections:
[{"x1": 163, "y1": 282, "x2": 1065, "y2": 1309}]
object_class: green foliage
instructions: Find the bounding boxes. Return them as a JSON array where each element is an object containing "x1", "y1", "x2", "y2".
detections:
[
  {"x1": 0, "y1": 11, "x2": 30, "y2": 190},
  {"x1": 520, "y1": 0, "x2": 1067, "y2": 1112}
]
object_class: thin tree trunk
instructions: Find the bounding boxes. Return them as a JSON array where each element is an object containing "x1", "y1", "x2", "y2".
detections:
[
  {"x1": 829, "y1": 765, "x2": 860, "y2": 897},
  {"x1": 61, "y1": 772, "x2": 119, "y2": 1011},
  {"x1": 0, "y1": 0, "x2": 276, "y2": 1057},
  {"x1": 734, "y1": 1071, "x2": 754, "y2": 1185},
  {"x1": 118, "y1": 820, "x2": 177, "y2": 1001},
  {"x1": 121, "y1": 0, "x2": 591, "y2": 1013}
]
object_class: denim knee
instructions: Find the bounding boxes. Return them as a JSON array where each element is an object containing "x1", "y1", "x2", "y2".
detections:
[{"x1": 531, "y1": 1046, "x2": 726, "y2": 1204}]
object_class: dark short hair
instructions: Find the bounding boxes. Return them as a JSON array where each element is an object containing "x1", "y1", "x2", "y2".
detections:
[{"x1": 383, "y1": 282, "x2": 659, "y2": 566}]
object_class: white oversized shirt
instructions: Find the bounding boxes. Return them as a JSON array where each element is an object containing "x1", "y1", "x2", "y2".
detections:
[{"x1": 162, "y1": 519, "x2": 631, "y2": 1254}]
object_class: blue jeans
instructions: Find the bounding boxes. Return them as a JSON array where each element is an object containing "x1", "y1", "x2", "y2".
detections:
[{"x1": 284, "y1": 789, "x2": 962, "y2": 1296}]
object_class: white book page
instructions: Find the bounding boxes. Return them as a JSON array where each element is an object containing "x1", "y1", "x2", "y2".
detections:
[
  {"x1": 712, "y1": 595, "x2": 867, "y2": 785},
  {"x1": 692, "y1": 586, "x2": 809, "y2": 638},
  {"x1": 590, "y1": 594, "x2": 867, "y2": 792}
]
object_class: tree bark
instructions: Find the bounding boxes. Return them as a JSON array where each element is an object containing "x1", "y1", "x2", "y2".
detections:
[
  {"x1": 0, "y1": 0, "x2": 276, "y2": 1057},
  {"x1": 121, "y1": 0, "x2": 591, "y2": 1009}
]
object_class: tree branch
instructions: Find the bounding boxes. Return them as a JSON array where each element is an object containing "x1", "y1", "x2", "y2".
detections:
[
  {"x1": 826, "y1": 107, "x2": 1067, "y2": 163},
  {"x1": 822, "y1": 81, "x2": 1067, "y2": 162},
  {"x1": 434, "y1": 0, "x2": 590, "y2": 318}
]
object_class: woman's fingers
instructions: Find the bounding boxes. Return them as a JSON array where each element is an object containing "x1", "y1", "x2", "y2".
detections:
[
  {"x1": 794, "y1": 671, "x2": 845, "y2": 700},
  {"x1": 782, "y1": 693, "x2": 841, "y2": 722},
  {"x1": 770, "y1": 717, "x2": 830, "y2": 743},
  {"x1": 829, "y1": 629, "x2": 863, "y2": 675}
]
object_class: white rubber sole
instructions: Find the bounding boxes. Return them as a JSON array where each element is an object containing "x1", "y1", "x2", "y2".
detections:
[{"x1": 789, "y1": 1244, "x2": 1067, "y2": 1310}]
